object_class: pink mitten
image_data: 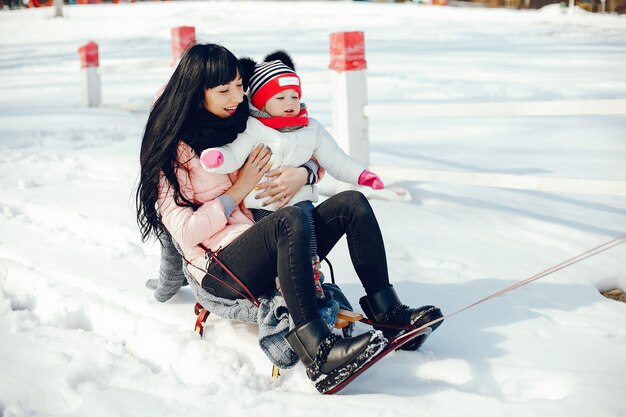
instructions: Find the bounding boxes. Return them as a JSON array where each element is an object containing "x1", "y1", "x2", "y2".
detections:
[
  {"x1": 358, "y1": 170, "x2": 384, "y2": 190},
  {"x1": 200, "y1": 149, "x2": 224, "y2": 169}
]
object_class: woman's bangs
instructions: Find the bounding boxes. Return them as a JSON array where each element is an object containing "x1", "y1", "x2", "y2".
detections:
[{"x1": 205, "y1": 49, "x2": 243, "y2": 89}]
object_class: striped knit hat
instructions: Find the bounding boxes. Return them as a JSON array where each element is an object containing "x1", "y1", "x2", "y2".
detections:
[{"x1": 248, "y1": 56, "x2": 302, "y2": 110}]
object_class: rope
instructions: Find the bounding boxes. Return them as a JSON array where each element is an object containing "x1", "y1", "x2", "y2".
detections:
[
  {"x1": 323, "y1": 257, "x2": 336, "y2": 285},
  {"x1": 182, "y1": 243, "x2": 260, "y2": 307},
  {"x1": 413, "y1": 233, "x2": 626, "y2": 333},
  {"x1": 183, "y1": 256, "x2": 257, "y2": 304},
  {"x1": 205, "y1": 248, "x2": 260, "y2": 306}
]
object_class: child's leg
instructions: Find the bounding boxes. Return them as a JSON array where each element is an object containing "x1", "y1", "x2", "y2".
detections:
[
  {"x1": 253, "y1": 202, "x2": 316, "y2": 256},
  {"x1": 293, "y1": 201, "x2": 317, "y2": 257},
  {"x1": 251, "y1": 208, "x2": 273, "y2": 223},
  {"x1": 294, "y1": 201, "x2": 325, "y2": 300}
]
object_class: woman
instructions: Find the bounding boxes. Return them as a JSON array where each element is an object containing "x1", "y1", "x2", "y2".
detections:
[{"x1": 136, "y1": 43, "x2": 443, "y2": 394}]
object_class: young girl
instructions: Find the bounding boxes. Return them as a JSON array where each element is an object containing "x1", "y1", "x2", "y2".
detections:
[
  {"x1": 199, "y1": 50, "x2": 384, "y2": 299},
  {"x1": 136, "y1": 43, "x2": 443, "y2": 394}
]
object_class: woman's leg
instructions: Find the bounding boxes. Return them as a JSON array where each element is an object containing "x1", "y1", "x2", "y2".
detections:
[
  {"x1": 206, "y1": 200, "x2": 389, "y2": 393},
  {"x1": 313, "y1": 190, "x2": 391, "y2": 295},
  {"x1": 203, "y1": 206, "x2": 318, "y2": 326},
  {"x1": 313, "y1": 192, "x2": 443, "y2": 351}
]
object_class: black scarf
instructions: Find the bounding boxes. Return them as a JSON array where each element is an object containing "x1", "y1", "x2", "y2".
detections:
[{"x1": 182, "y1": 96, "x2": 250, "y2": 156}]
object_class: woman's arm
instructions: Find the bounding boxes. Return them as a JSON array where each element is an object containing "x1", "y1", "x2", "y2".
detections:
[
  {"x1": 158, "y1": 145, "x2": 272, "y2": 250},
  {"x1": 158, "y1": 167, "x2": 228, "y2": 250},
  {"x1": 255, "y1": 161, "x2": 316, "y2": 208},
  {"x1": 223, "y1": 144, "x2": 273, "y2": 205}
]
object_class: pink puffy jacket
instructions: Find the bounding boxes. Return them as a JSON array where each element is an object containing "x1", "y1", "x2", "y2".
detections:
[{"x1": 158, "y1": 142, "x2": 253, "y2": 283}]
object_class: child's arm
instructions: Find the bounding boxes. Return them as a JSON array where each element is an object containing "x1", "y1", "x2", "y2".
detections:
[
  {"x1": 199, "y1": 132, "x2": 257, "y2": 174},
  {"x1": 311, "y1": 121, "x2": 384, "y2": 190}
]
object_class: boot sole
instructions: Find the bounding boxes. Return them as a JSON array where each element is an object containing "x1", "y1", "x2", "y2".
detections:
[
  {"x1": 309, "y1": 331, "x2": 387, "y2": 394},
  {"x1": 323, "y1": 325, "x2": 434, "y2": 395},
  {"x1": 397, "y1": 306, "x2": 443, "y2": 351}
]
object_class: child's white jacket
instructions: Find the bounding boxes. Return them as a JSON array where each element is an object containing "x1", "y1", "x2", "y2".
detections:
[{"x1": 201, "y1": 117, "x2": 366, "y2": 211}]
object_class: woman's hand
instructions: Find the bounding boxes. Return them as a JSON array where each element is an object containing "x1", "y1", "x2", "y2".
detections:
[
  {"x1": 256, "y1": 166, "x2": 309, "y2": 208},
  {"x1": 224, "y1": 145, "x2": 272, "y2": 205}
]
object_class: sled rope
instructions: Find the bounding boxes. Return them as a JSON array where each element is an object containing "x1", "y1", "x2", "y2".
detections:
[
  {"x1": 185, "y1": 258, "x2": 256, "y2": 304},
  {"x1": 413, "y1": 233, "x2": 626, "y2": 333},
  {"x1": 203, "y1": 247, "x2": 260, "y2": 306}
]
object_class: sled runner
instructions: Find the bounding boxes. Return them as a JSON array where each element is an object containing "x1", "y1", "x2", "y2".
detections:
[{"x1": 323, "y1": 325, "x2": 433, "y2": 395}]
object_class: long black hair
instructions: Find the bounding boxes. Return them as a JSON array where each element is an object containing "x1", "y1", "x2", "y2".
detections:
[{"x1": 136, "y1": 43, "x2": 246, "y2": 242}]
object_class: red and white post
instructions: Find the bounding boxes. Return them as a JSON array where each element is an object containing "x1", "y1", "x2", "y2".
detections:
[
  {"x1": 171, "y1": 26, "x2": 196, "y2": 67},
  {"x1": 77, "y1": 41, "x2": 101, "y2": 108},
  {"x1": 329, "y1": 31, "x2": 369, "y2": 165}
]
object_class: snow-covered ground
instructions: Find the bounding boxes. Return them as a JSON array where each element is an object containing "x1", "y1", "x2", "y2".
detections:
[{"x1": 1, "y1": 2, "x2": 625, "y2": 416}]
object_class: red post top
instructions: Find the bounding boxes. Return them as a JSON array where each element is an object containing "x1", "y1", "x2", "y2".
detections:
[
  {"x1": 78, "y1": 41, "x2": 99, "y2": 68},
  {"x1": 329, "y1": 31, "x2": 367, "y2": 72},
  {"x1": 171, "y1": 26, "x2": 196, "y2": 63}
]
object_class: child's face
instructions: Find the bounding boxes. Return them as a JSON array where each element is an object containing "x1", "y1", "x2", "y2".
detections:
[{"x1": 263, "y1": 89, "x2": 300, "y2": 117}]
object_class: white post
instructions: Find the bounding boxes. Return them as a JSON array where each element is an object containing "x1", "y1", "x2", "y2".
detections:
[
  {"x1": 329, "y1": 31, "x2": 369, "y2": 165},
  {"x1": 53, "y1": 0, "x2": 63, "y2": 17},
  {"x1": 78, "y1": 41, "x2": 101, "y2": 108},
  {"x1": 82, "y1": 67, "x2": 101, "y2": 107},
  {"x1": 569, "y1": 0, "x2": 575, "y2": 14}
]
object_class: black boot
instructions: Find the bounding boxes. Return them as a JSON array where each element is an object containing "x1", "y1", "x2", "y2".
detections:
[
  {"x1": 359, "y1": 286, "x2": 443, "y2": 351},
  {"x1": 286, "y1": 317, "x2": 387, "y2": 394}
]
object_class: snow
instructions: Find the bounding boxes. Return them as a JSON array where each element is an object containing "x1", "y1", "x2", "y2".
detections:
[{"x1": 1, "y1": 1, "x2": 625, "y2": 416}]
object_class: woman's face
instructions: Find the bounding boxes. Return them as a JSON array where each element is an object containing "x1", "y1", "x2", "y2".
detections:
[{"x1": 204, "y1": 74, "x2": 244, "y2": 118}]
